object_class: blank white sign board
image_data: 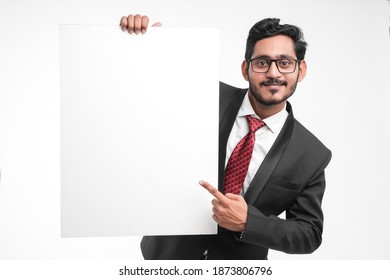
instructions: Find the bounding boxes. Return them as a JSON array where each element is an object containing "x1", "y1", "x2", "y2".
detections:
[{"x1": 60, "y1": 25, "x2": 219, "y2": 237}]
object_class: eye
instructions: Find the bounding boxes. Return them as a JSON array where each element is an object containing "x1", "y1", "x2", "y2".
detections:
[
  {"x1": 255, "y1": 59, "x2": 270, "y2": 67},
  {"x1": 278, "y1": 59, "x2": 293, "y2": 68}
]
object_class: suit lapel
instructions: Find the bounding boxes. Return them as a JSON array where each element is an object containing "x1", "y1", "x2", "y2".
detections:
[
  {"x1": 218, "y1": 89, "x2": 246, "y2": 190},
  {"x1": 244, "y1": 102, "x2": 295, "y2": 205}
]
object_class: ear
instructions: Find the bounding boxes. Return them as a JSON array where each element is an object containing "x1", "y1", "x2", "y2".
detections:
[
  {"x1": 297, "y1": 60, "x2": 307, "y2": 82},
  {"x1": 241, "y1": 60, "x2": 249, "y2": 81}
]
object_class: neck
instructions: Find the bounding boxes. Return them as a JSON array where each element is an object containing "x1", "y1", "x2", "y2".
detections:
[{"x1": 248, "y1": 93, "x2": 286, "y2": 119}]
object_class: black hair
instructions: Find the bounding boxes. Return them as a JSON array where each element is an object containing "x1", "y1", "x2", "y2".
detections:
[{"x1": 245, "y1": 18, "x2": 308, "y2": 61}]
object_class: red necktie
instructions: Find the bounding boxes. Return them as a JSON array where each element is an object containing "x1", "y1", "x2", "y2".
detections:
[{"x1": 223, "y1": 115, "x2": 265, "y2": 194}]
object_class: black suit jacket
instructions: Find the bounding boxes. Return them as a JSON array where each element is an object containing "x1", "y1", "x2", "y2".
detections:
[{"x1": 140, "y1": 82, "x2": 332, "y2": 260}]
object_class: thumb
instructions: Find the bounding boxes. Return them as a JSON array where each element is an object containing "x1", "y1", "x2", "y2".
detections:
[
  {"x1": 225, "y1": 193, "x2": 242, "y2": 200},
  {"x1": 152, "y1": 22, "x2": 162, "y2": 27}
]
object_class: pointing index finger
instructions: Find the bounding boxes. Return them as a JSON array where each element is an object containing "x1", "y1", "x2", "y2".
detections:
[{"x1": 199, "y1": 180, "x2": 228, "y2": 205}]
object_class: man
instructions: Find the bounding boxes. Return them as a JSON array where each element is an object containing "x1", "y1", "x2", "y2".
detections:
[{"x1": 120, "y1": 14, "x2": 332, "y2": 260}]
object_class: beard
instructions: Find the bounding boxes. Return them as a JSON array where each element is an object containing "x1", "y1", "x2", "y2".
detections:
[{"x1": 248, "y1": 76, "x2": 299, "y2": 106}]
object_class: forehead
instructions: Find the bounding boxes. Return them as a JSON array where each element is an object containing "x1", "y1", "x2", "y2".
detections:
[{"x1": 251, "y1": 35, "x2": 296, "y2": 59}]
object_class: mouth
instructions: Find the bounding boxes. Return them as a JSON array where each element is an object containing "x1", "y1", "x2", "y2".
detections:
[{"x1": 261, "y1": 79, "x2": 287, "y2": 87}]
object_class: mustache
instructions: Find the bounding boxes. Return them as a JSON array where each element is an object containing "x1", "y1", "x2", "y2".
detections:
[{"x1": 261, "y1": 79, "x2": 287, "y2": 86}]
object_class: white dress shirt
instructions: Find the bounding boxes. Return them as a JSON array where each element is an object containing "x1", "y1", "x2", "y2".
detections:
[{"x1": 225, "y1": 91, "x2": 288, "y2": 194}]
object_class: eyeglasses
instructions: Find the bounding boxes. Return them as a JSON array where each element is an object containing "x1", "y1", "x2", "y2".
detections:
[{"x1": 248, "y1": 57, "x2": 301, "y2": 74}]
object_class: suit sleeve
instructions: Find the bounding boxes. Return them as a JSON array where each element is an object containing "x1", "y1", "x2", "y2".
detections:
[{"x1": 238, "y1": 150, "x2": 332, "y2": 254}]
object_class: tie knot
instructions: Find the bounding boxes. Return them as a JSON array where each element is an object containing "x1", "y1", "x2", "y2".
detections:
[{"x1": 246, "y1": 115, "x2": 265, "y2": 133}]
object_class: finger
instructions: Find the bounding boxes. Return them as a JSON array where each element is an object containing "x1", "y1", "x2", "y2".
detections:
[
  {"x1": 211, "y1": 199, "x2": 221, "y2": 207},
  {"x1": 120, "y1": 16, "x2": 128, "y2": 31},
  {"x1": 141, "y1": 15, "x2": 149, "y2": 34},
  {"x1": 152, "y1": 22, "x2": 162, "y2": 27},
  {"x1": 127, "y1": 14, "x2": 134, "y2": 34},
  {"x1": 199, "y1": 180, "x2": 229, "y2": 205},
  {"x1": 134, "y1": 14, "x2": 142, "y2": 34},
  {"x1": 212, "y1": 214, "x2": 219, "y2": 223}
]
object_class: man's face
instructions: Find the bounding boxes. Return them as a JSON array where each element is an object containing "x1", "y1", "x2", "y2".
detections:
[{"x1": 242, "y1": 35, "x2": 307, "y2": 107}]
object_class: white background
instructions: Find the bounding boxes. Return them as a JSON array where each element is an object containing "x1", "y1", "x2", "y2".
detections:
[{"x1": 0, "y1": 0, "x2": 389, "y2": 260}]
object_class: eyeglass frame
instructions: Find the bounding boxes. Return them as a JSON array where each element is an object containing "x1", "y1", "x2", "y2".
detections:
[{"x1": 247, "y1": 57, "x2": 302, "y2": 74}]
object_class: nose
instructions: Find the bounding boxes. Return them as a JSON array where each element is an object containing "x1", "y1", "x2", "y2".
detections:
[{"x1": 266, "y1": 61, "x2": 282, "y2": 78}]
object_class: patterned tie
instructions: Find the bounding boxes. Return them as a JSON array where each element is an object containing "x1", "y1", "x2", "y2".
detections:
[{"x1": 223, "y1": 115, "x2": 265, "y2": 194}]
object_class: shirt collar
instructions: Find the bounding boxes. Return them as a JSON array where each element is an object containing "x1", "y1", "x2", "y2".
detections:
[{"x1": 238, "y1": 91, "x2": 288, "y2": 134}]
